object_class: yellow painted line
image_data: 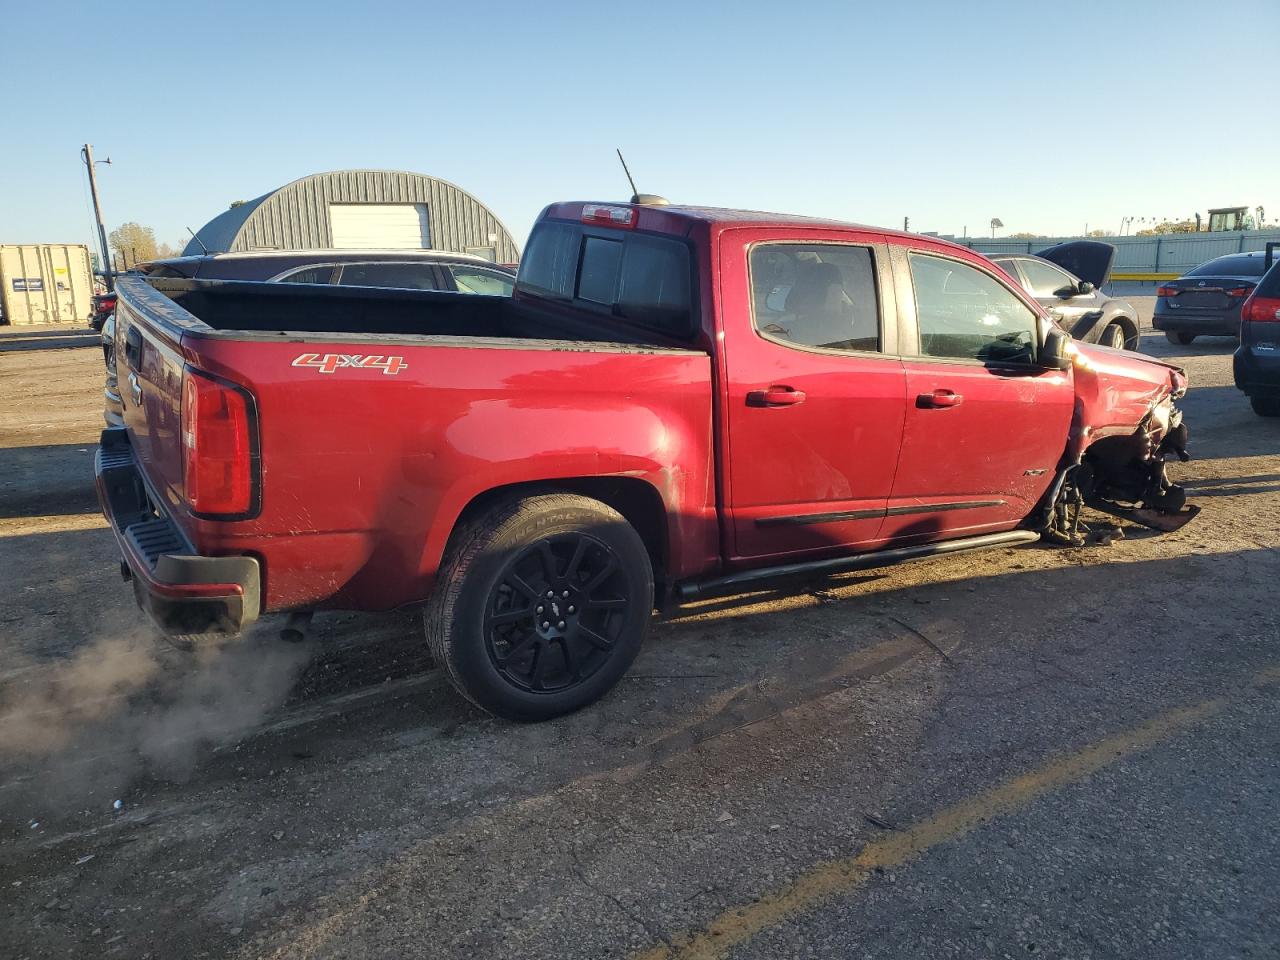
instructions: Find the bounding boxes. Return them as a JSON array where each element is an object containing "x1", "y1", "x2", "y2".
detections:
[
  {"x1": 633, "y1": 665, "x2": 1280, "y2": 960},
  {"x1": 0, "y1": 513, "x2": 107, "y2": 538},
  {"x1": 1111, "y1": 272, "x2": 1179, "y2": 281}
]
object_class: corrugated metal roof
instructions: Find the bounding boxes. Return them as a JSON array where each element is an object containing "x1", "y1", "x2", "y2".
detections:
[{"x1": 182, "y1": 170, "x2": 519, "y2": 261}]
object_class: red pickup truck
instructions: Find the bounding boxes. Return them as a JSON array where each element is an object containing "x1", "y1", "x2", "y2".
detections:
[{"x1": 98, "y1": 199, "x2": 1195, "y2": 719}]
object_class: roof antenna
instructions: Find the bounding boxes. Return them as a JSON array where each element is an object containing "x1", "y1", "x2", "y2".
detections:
[
  {"x1": 185, "y1": 226, "x2": 210, "y2": 255},
  {"x1": 616, "y1": 149, "x2": 669, "y2": 206}
]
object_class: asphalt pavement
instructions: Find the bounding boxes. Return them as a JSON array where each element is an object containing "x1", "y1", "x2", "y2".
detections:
[{"x1": 1, "y1": 322, "x2": 1277, "y2": 960}]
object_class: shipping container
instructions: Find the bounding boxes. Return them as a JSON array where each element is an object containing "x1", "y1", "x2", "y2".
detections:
[{"x1": 0, "y1": 243, "x2": 94, "y2": 325}]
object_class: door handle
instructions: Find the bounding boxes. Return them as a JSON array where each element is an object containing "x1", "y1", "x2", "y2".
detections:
[
  {"x1": 918, "y1": 389, "x2": 963, "y2": 409},
  {"x1": 747, "y1": 385, "x2": 807, "y2": 407}
]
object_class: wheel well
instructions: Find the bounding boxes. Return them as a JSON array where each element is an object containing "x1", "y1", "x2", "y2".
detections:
[
  {"x1": 1108, "y1": 313, "x2": 1139, "y2": 346},
  {"x1": 452, "y1": 477, "x2": 669, "y2": 578}
]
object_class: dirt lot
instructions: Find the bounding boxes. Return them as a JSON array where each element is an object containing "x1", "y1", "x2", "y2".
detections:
[{"x1": 2, "y1": 314, "x2": 1278, "y2": 960}]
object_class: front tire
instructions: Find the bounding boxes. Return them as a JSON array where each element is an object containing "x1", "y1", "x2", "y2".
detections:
[
  {"x1": 1166, "y1": 331, "x2": 1196, "y2": 346},
  {"x1": 1100, "y1": 322, "x2": 1127, "y2": 349},
  {"x1": 425, "y1": 493, "x2": 653, "y2": 721},
  {"x1": 1250, "y1": 396, "x2": 1280, "y2": 418}
]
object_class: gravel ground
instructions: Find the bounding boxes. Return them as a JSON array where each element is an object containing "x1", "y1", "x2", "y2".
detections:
[{"x1": 1, "y1": 315, "x2": 1277, "y2": 960}]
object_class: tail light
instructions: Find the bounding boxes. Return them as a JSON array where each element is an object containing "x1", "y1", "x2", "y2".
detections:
[
  {"x1": 1226, "y1": 286, "x2": 1253, "y2": 298},
  {"x1": 181, "y1": 368, "x2": 255, "y2": 516},
  {"x1": 1242, "y1": 295, "x2": 1280, "y2": 323},
  {"x1": 1156, "y1": 285, "x2": 1178, "y2": 297}
]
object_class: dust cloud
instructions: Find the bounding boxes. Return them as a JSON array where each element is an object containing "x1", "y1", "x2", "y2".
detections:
[{"x1": 0, "y1": 627, "x2": 312, "y2": 815}]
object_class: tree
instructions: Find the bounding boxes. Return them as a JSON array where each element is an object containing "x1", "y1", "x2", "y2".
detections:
[
  {"x1": 109, "y1": 222, "x2": 159, "y2": 268},
  {"x1": 1135, "y1": 219, "x2": 1198, "y2": 236},
  {"x1": 1087, "y1": 229, "x2": 1109, "y2": 237},
  {"x1": 1007, "y1": 232, "x2": 1039, "y2": 239}
]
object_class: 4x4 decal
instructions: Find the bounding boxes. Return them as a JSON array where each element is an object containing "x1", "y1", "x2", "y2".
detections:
[{"x1": 291, "y1": 353, "x2": 407, "y2": 375}]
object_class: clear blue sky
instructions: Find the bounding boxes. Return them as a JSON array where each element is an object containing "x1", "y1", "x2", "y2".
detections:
[{"x1": 4, "y1": 0, "x2": 1277, "y2": 253}]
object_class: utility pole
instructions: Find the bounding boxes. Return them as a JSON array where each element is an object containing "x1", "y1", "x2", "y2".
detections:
[
  {"x1": 81, "y1": 144, "x2": 113, "y2": 292},
  {"x1": 903, "y1": 216, "x2": 909, "y2": 232}
]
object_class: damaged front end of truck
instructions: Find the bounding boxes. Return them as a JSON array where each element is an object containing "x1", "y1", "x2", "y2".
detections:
[{"x1": 1036, "y1": 342, "x2": 1200, "y2": 545}]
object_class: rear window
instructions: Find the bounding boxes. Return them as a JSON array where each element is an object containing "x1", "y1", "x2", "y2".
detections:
[
  {"x1": 518, "y1": 221, "x2": 694, "y2": 336},
  {"x1": 1186, "y1": 254, "x2": 1269, "y2": 278}
]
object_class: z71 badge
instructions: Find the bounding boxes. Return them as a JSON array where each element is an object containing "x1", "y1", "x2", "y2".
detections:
[{"x1": 291, "y1": 353, "x2": 407, "y2": 375}]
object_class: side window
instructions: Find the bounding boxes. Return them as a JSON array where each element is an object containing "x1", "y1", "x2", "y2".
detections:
[
  {"x1": 336, "y1": 263, "x2": 440, "y2": 291},
  {"x1": 749, "y1": 244, "x2": 880, "y2": 352},
  {"x1": 908, "y1": 253, "x2": 1038, "y2": 365},
  {"x1": 517, "y1": 221, "x2": 577, "y2": 300},
  {"x1": 1018, "y1": 258, "x2": 1076, "y2": 298},
  {"x1": 449, "y1": 267, "x2": 514, "y2": 297},
  {"x1": 275, "y1": 266, "x2": 335, "y2": 285},
  {"x1": 994, "y1": 259, "x2": 1026, "y2": 290}
]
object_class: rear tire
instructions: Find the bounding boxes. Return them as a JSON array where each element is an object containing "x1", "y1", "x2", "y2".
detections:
[
  {"x1": 1165, "y1": 331, "x2": 1196, "y2": 346},
  {"x1": 1250, "y1": 396, "x2": 1280, "y2": 418},
  {"x1": 425, "y1": 493, "x2": 653, "y2": 721}
]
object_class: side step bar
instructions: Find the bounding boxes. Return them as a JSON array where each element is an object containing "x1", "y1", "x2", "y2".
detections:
[{"x1": 677, "y1": 530, "x2": 1041, "y2": 601}]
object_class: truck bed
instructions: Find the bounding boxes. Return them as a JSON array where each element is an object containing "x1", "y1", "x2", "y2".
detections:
[
  {"x1": 148, "y1": 277, "x2": 683, "y2": 347},
  {"x1": 110, "y1": 276, "x2": 718, "y2": 616}
]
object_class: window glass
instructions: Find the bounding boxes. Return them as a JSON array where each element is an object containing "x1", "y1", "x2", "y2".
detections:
[
  {"x1": 578, "y1": 236, "x2": 623, "y2": 303},
  {"x1": 517, "y1": 221, "x2": 577, "y2": 300},
  {"x1": 992, "y1": 258, "x2": 1023, "y2": 288},
  {"x1": 336, "y1": 263, "x2": 440, "y2": 290},
  {"x1": 276, "y1": 266, "x2": 335, "y2": 285},
  {"x1": 1187, "y1": 254, "x2": 1269, "y2": 278},
  {"x1": 1019, "y1": 258, "x2": 1076, "y2": 297},
  {"x1": 449, "y1": 267, "x2": 514, "y2": 296},
  {"x1": 616, "y1": 234, "x2": 691, "y2": 330},
  {"x1": 749, "y1": 244, "x2": 880, "y2": 352},
  {"x1": 909, "y1": 254, "x2": 1038, "y2": 364}
]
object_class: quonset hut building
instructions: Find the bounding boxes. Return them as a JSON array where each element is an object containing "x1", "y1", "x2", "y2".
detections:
[{"x1": 183, "y1": 169, "x2": 520, "y2": 262}]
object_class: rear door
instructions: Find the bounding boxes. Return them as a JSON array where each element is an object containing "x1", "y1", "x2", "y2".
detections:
[
  {"x1": 885, "y1": 246, "x2": 1074, "y2": 542},
  {"x1": 719, "y1": 230, "x2": 907, "y2": 563}
]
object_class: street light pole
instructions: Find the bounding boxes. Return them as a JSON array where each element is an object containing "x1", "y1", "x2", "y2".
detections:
[{"x1": 81, "y1": 144, "x2": 113, "y2": 292}]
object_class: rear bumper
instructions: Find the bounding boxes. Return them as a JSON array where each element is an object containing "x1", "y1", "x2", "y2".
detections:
[
  {"x1": 1152, "y1": 310, "x2": 1239, "y2": 336},
  {"x1": 95, "y1": 427, "x2": 260, "y2": 635},
  {"x1": 103, "y1": 382, "x2": 124, "y2": 427},
  {"x1": 1234, "y1": 343, "x2": 1280, "y2": 398}
]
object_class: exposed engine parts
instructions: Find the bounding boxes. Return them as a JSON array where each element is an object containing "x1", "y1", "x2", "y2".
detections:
[{"x1": 1039, "y1": 404, "x2": 1199, "y2": 543}]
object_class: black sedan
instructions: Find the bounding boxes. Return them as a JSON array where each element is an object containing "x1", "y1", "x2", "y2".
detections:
[{"x1": 1153, "y1": 251, "x2": 1274, "y2": 345}]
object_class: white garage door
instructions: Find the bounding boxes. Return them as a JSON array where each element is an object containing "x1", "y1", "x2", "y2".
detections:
[{"x1": 328, "y1": 203, "x2": 431, "y2": 248}]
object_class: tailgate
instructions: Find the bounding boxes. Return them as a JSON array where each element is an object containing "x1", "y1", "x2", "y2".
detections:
[{"x1": 113, "y1": 277, "x2": 197, "y2": 527}]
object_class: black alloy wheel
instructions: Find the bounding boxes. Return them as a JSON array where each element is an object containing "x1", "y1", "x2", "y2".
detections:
[
  {"x1": 484, "y1": 533, "x2": 630, "y2": 693},
  {"x1": 425, "y1": 493, "x2": 653, "y2": 721}
]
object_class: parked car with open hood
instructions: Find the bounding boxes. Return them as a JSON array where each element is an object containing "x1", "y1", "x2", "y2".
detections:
[
  {"x1": 98, "y1": 198, "x2": 1196, "y2": 720},
  {"x1": 1153, "y1": 251, "x2": 1274, "y2": 345},
  {"x1": 988, "y1": 241, "x2": 1139, "y2": 350}
]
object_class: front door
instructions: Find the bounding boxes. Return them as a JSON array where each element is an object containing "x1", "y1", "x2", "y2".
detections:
[
  {"x1": 884, "y1": 247, "x2": 1075, "y2": 543},
  {"x1": 720, "y1": 232, "x2": 907, "y2": 564}
]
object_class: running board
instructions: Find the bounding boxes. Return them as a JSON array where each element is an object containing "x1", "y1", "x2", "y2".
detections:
[{"x1": 676, "y1": 530, "x2": 1041, "y2": 601}]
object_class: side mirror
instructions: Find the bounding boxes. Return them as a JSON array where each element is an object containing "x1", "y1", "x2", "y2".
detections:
[
  {"x1": 1077, "y1": 280, "x2": 1095, "y2": 295},
  {"x1": 1042, "y1": 327, "x2": 1071, "y2": 370}
]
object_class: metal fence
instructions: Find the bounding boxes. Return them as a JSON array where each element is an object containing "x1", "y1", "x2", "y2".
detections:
[{"x1": 951, "y1": 230, "x2": 1280, "y2": 278}]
